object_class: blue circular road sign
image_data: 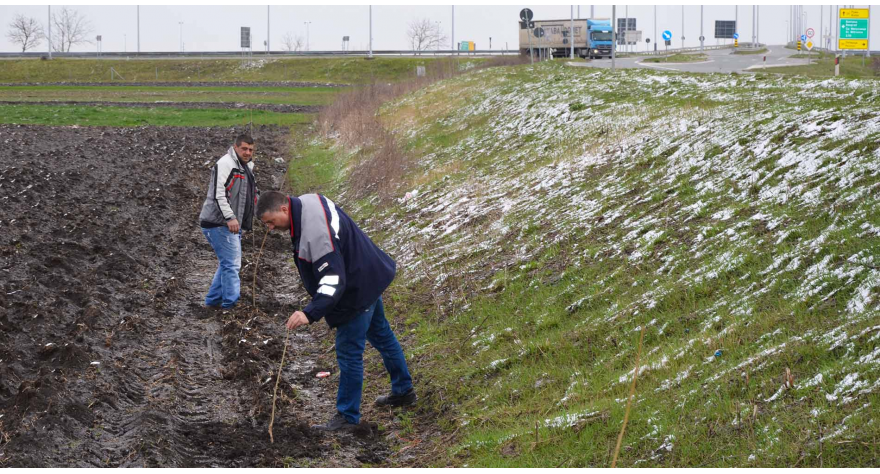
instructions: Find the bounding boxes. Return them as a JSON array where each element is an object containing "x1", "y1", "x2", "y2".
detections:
[
  {"x1": 733, "y1": 33, "x2": 739, "y2": 39},
  {"x1": 662, "y1": 30, "x2": 672, "y2": 41},
  {"x1": 801, "y1": 34, "x2": 806, "y2": 41}
]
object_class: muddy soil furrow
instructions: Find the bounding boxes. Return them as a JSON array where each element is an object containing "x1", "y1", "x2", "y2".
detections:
[
  {"x1": 0, "y1": 124, "x2": 388, "y2": 467},
  {"x1": 0, "y1": 101, "x2": 322, "y2": 114},
  {"x1": 0, "y1": 82, "x2": 346, "y2": 88}
]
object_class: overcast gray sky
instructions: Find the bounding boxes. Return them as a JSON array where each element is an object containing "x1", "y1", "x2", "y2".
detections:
[{"x1": 0, "y1": 5, "x2": 872, "y2": 53}]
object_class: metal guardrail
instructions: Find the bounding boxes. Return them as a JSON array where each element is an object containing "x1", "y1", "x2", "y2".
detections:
[{"x1": 0, "y1": 50, "x2": 519, "y2": 59}]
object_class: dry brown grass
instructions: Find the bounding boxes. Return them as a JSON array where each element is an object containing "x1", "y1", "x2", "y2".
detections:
[{"x1": 319, "y1": 56, "x2": 529, "y2": 200}]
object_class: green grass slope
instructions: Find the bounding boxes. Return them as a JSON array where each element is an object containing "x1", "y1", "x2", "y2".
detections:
[
  {"x1": 306, "y1": 62, "x2": 880, "y2": 467},
  {"x1": 0, "y1": 85, "x2": 339, "y2": 106},
  {"x1": 0, "y1": 103, "x2": 310, "y2": 127},
  {"x1": 0, "y1": 57, "x2": 486, "y2": 85}
]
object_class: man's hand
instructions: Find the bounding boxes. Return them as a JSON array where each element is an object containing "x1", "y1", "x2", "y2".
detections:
[
  {"x1": 227, "y1": 219, "x2": 240, "y2": 233},
  {"x1": 286, "y1": 311, "x2": 309, "y2": 331}
]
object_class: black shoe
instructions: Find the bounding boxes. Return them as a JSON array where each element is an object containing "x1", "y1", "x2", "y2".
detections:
[
  {"x1": 311, "y1": 412, "x2": 357, "y2": 432},
  {"x1": 375, "y1": 388, "x2": 417, "y2": 407}
]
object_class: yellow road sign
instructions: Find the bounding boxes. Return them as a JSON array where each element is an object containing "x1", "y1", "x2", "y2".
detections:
[
  {"x1": 806, "y1": 41, "x2": 813, "y2": 50},
  {"x1": 839, "y1": 39, "x2": 869, "y2": 49},
  {"x1": 734, "y1": 39, "x2": 738, "y2": 47},
  {"x1": 797, "y1": 40, "x2": 801, "y2": 51},
  {"x1": 840, "y1": 8, "x2": 869, "y2": 19}
]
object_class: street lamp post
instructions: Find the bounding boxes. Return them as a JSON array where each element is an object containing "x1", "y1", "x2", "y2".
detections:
[
  {"x1": 304, "y1": 21, "x2": 312, "y2": 51},
  {"x1": 451, "y1": 5, "x2": 455, "y2": 52},
  {"x1": 700, "y1": 5, "x2": 704, "y2": 52},
  {"x1": 612, "y1": 5, "x2": 616, "y2": 71},
  {"x1": 756, "y1": 5, "x2": 760, "y2": 45},
  {"x1": 681, "y1": 5, "x2": 685, "y2": 49},
  {"x1": 802, "y1": 10, "x2": 807, "y2": 38},
  {"x1": 47, "y1": 5, "x2": 52, "y2": 58},
  {"x1": 435, "y1": 20, "x2": 441, "y2": 52}
]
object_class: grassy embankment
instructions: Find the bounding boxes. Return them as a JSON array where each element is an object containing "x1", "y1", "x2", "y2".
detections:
[
  {"x1": 776, "y1": 54, "x2": 879, "y2": 79},
  {"x1": 0, "y1": 103, "x2": 310, "y2": 127},
  {"x1": 733, "y1": 48, "x2": 769, "y2": 55},
  {"x1": 291, "y1": 61, "x2": 880, "y2": 467},
  {"x1": 0, "y1": 85, "x2": 339, "y2": 106},
  {"x1": 0, "y1": 58, "x2": 487, "y2": 127},
  {"x1": 0, "y1": 57, "x2": 486, "y2": 84},
  {"x1": 643, "y1": 53, "x2": 707, "y2": 63}
]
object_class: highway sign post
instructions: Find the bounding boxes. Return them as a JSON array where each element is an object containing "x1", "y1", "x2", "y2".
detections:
[
  {"x1": 521, "y1": 8, "x2": 534, "y2": 64},
  {"x1": 714, "y1": 20, "x2": 736, "y2": 40},
  {"x1": 533, "y1": 27, "x2": 544, "y2": 61},
  {"x1": 241, "y1": 27, "x2": 251, "y2": 48},
  {"x1": 662, "y1": 30, "x2": 671, "y2": 57},
  {"x1": 839, "y1": 8, "x2": 869, "y2": 50},
  {"x1": 733, "y1": 32, "x2": 739, "y2": 48}
]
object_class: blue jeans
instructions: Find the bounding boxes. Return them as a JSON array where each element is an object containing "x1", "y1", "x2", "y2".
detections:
[
  {"x1": 201, "y1": 226, "x2": 242, "y2": 308},
  {"x1": 335, "y1": 297, "x2": 413, "y2": 424}
]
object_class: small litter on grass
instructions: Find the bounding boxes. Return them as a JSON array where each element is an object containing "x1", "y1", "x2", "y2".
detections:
[{"x1": 316, "y1": 371, "x2": 330, "y2": 378}]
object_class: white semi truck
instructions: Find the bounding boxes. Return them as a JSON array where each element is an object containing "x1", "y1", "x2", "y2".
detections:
[{"x1": 518, "y1": 18, "x2": 613, "y2": 59}]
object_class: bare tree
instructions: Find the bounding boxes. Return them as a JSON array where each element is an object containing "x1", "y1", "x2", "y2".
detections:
[
  {"x1": 52, "y1": 6, "x2": 92, "y2": 52},
  {"x1": 406, "y1": 18, "x2": 447, "y2": 54},
  {"x1": 281, "y1": 31, "x2": 305, "y2": 52},
  {"x1": 6, "y1": 15, "x2": 44, "y2": 53}
]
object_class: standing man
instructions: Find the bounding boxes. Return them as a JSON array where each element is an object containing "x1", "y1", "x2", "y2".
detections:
[
  {"x1": 256, "y1": 190, "x2": 416, "y2": 431},
  {"x1": 198, "y1": 134, "x2": 258, "y2": 309}
]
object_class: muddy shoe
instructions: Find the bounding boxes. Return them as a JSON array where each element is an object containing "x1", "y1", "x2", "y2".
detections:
[
  {"x1": 375, "y1": 388, "x2": 417, "y2": 407},
  {"x1": 312, "y1": 412, "x2": 357, "y2": 432}
]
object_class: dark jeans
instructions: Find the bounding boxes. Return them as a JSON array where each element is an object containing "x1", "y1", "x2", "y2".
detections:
[{"x1": 335, "y1": 296, "x2": 413, "y2": 424}]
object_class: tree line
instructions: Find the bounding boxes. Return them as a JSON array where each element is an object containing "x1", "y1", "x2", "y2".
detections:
[{"x1": 6, "y1": 7, "x2": 92, "y2": 53}]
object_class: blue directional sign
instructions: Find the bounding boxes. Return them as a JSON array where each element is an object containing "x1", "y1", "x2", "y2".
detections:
[
  {"x1": 733, "y1": 33, "x2": 739, "y2": 39},
  {"x1": 662, "y1": 30, "x2": 672, "y2": 41},
  {"x1": 801, "y1": 34, "x2": 807, "y2": 41}
]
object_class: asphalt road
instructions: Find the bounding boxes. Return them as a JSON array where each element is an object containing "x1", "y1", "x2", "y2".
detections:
[{"x1": 569, "y1": 45, "x2": 813, "y2": 74}]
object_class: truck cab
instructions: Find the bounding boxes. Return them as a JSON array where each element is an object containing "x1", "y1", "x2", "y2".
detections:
[{"x1": 586, "y1": 19, "x2": 613, "y2": 59}]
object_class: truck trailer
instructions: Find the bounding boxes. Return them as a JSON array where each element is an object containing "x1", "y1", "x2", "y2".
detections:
[{"x1": 518, "y1": 18, "x2": 613, "y2": 59}]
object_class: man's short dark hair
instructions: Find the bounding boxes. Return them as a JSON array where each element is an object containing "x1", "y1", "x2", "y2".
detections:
[
  {"x1": 256, "y1": 190, "x2": 289, "y2": 218},
  {"x1": 235, "y1": 134, "x2": 255, "y2": 146}
]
